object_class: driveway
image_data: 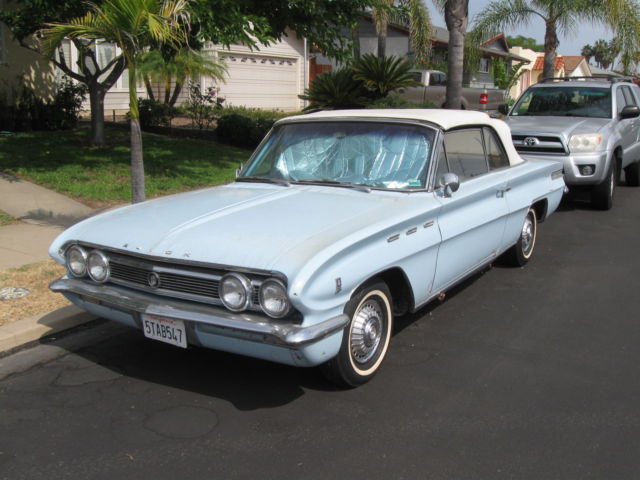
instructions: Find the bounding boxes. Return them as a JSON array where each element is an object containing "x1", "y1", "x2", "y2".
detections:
[{"x1": 1, "y1": 188, "x2": 639, "y2": 479}]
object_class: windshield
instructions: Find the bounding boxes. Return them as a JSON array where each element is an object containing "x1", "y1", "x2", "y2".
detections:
[
  {"x1": 511, "y1": 86, "x2": 612, "y2": 118},
  {"x1": 240, "y1": 121, "x2": 436, "y2": 190}
]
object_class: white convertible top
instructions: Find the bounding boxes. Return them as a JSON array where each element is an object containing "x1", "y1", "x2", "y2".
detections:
[{"x1": 277, "y1": 109, "x2": 524, "y2": 166}]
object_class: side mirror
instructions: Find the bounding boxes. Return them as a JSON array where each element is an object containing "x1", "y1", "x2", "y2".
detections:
[
  {"x1": 438, "y1": 172, "x2": 460, "y2": 197},
  {"x1": 498, "y1": 103, "x2": 510, "y2": 115},
  {"x1": 620, "y1": 105, "x2": 640, "y2": 119},
  {"x1": 235, "y1": 163, "x2": 244, "y2": 178}
]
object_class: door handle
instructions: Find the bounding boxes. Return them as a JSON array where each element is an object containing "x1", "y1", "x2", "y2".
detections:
[{"x1": 496, "y1": 186, "x2": 511, "y2": 198}]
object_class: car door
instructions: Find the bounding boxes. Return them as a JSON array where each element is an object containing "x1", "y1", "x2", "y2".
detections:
[
  {"x1": 618, "y1": 85, "x2": 640, "y2": 166},
  {"x1": 431, "y1": 127, "x2": 510, "y2": 292}
]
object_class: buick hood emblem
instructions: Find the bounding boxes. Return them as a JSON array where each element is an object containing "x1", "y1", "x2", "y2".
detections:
[
  {"x1": 524, "y1": 136, "x2": 539, "y2": 146},
  {"x1": 148, "y1": 272, "x2": 161, "y2": 289}
]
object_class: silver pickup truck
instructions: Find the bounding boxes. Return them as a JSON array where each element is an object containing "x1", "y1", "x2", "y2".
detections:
[
  {"x1": 396, "y1": 69, "x2": 506, "y2": 112},
  {"x1": 500, "y1": 77, "x2": 640, "y2": 210}
]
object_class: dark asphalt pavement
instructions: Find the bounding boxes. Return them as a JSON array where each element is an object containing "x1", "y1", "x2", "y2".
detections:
[{"x1": 1, "y1": 187, "x2": 639, "y2": 480}]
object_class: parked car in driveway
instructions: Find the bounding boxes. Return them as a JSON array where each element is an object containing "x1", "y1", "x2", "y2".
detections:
[
  {"x1": 49, "y1": 110, "x2": 565, "y2": 387},
  {"x1": 500, "y1": 77, "x2": 640, "y2": 209}
]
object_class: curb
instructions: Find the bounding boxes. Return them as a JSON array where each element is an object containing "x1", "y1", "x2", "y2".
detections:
[{"x1": 0, "y1": 305, "x2": 96, "y2": 353}]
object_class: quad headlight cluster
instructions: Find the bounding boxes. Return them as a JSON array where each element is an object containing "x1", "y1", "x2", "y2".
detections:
[
  {"x1": 65, "y1": 245, "x2": 110, "y2": 283},
  {"x1": 220, "y1": 272, "x2": 291, "y2": 318}
]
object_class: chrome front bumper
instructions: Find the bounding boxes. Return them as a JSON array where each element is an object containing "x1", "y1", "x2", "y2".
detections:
[{"x1": 50, "y1": 278, "x2": 348, "y2": 348}]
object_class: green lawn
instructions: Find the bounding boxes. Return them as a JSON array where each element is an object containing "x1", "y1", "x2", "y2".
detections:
[{"x1": 0, "y1": 126, "x2": 250, "y2": 206}]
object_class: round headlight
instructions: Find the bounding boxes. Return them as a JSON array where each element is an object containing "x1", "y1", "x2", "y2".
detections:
[
  {"x1": 66, "y1": 245, "x2": 88, "y2": 277},
  {"x1": 259, "y1": 278, "x2": 290, "y2": 318},
  {"x1": 220, "y1": 273, "x2": 252, "y2": 311},
  {"x1": 87, "y1": 250, "x2": 110, "y2": 283}
]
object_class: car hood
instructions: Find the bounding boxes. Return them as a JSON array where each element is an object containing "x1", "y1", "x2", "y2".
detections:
[
  {"x1": 51, "y1": 183, "x2": 427, "y2": 277},
  {"x1": 505, "y1": 116, "x2": 611, "y2": 138}
]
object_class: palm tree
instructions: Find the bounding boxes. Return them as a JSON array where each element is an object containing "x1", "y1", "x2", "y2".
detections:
[
  {"x1": 372, "y1": 0, "x2": 433, "y2": 64},
  {"x1": 44, "y1": 0, "x2": 189, "y2": 203},
  {"x1": 441, "y1": 0, "x2": 468, "y2": 109},
  {"x1": 472, "y1": 0, "x2": 640, "y2": 80},
  {"x1": 139, "y1": 47, "x2": 227, "y2": 106},
  {"x1": 581, "y1": 44, "x2": 595, "y2": 64},
  {"x1": 352, "y1": 54, "x2": 420, "y2": 98}
]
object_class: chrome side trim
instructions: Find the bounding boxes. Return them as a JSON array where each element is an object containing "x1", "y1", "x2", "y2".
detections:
[{"x1": 50, "y1": 278, "x2": 348, "y2": 347}]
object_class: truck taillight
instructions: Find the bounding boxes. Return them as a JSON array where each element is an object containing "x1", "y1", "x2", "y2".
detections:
[{"x1": 479, "y1": 92, "x2": 488, "y2": 104}]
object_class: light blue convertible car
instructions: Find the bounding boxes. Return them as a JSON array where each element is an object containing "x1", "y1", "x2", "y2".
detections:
[{"x1": 50, "y1": 110, "x2": 565, "y2": 386}]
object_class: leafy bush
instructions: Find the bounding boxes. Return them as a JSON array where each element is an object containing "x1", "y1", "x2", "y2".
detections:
[
  {"x1": 299, "y1": 68, "x2": 368, "y2": 112},
  {"x1": 216, "y1": 106, "x2": 294, "y2": 148},
  {"x1": 0, "y1": 77, "x2": 86, "y2": 132},
  {"x1": 138, "y1": 98, "x2": 179, "y2": 128},
  {"x1": 182, "y1": 82, "x2": 224, "y2": 130},
  {"x1": 352, "y1": 54, "x2": 420, "y2": 100},
  {"x1": 365, "y1": 94, "x2": 436, "y2": 109}
]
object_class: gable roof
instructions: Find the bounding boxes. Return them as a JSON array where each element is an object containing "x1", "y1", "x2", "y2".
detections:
[
  {"x1": 563, "y1": 56, "x2": 586, "y2": 73},
  {"x1": 533, "y1": 56, "x2": 565, "y2": 71}
]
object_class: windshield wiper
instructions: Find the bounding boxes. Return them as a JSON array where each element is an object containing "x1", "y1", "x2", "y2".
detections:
[
  {"x1": 294, "y1": 179, "x2": 371, "y2": 193},
  {"x1": 236, "y1": 176, "x2": 290, "y2": 187}
]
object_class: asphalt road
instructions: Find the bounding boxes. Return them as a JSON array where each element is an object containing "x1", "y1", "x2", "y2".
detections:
[{"x1": 1, "y1": 187, "x2": 639, "y2": 480}]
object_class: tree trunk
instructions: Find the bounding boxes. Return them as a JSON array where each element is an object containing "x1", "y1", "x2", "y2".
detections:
[
  {"x1": 377, "y1": 22, "x2": 387, "y2": 58},
  {"x1": 164, "y1": 74, "x2": 171, "y2": 104},
  {"x1": 542, "y1": 20, "x2": 559, "y2": 80},
  {"x1": 128, "y1": 64, "x2": 145, "y2": 203},
  {"x1": 351, "y1": 25, "x2": 361, "y2": 59},
  {"x1": 444, "y1": 0, "x2": 468, "y2": 109},
  {"x1": 144, "y1": 75, "x2": 155, "y2": 101},
  {"x1": 169, "y1": 78, "x2": 184, "y2": 107},
  {"x1": 88, "y1": 83, "x2": 106, "y2": 146}
]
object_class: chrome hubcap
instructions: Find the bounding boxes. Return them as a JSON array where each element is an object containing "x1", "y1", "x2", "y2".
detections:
[
  {"x1": 521, "y1": 215, "x2": 534, "y2": 255},
  {"x1": 350, "y1": 299, "x2": 383, "y2": 364}
]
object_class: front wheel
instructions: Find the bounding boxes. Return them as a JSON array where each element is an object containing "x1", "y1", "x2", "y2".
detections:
[
  {"x1": 503, "y1": 208, "x2": 537, "y2": 267},
  {"x1": 321, "y1": 281, "x2": 393, "y2": 388},
  {"x1": 591, "y1": 161, "x2": 616, "y2": 210}
]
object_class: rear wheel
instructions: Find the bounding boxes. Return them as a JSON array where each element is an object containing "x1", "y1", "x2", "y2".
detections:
[
  {"x1": 503, "y1": 208, "x2": 537, "y2": 267},
  {"x1": 321, "y1": 281, "x2": 393, "y2": 388},
  {"x1": 624, "y1": 161, "x2": 640, "y2": 187},
  {"x1": 591, "y1": 161, "x2": 616, "y2": 210}
]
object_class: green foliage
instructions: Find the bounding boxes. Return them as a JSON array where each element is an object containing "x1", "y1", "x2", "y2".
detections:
[
  {"x1": 492, "y1": 59, "x2": 525, "y2": 92},
  {"x1": 365, "y1": 94, "x2": 436, "y2": 109},
  {"x1": 181, "y1": 82, "x2": 225, "y2": 130},
  {"x1": 216, "y1": 107, "x2": 293, "y2": 149},
  {"x1": 352, "y1": 54, "x2": 420, "y2": 99},
  {"x1": 299, "y1": 68, "x2": 368, "y2": 112},
  {"x1": 0, "y1": 127, "x2": 247, "y2": 204},
  {"x1": 507, "y1": 35, "x2": 543, "y2": 52},
  {"x1": 0, "y1": 0, "x2": 92, "y2": 41},
  {"x1": 191, "y1": 0, "x2": 370, "y2": 62},
  {"x1": 0, "y1": 77, "x2": 87, "y2": 132},
  {"x1": 138, "y1": 99, "x2": 180, "y2": 128}
]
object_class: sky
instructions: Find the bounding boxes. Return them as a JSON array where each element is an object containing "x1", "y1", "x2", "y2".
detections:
[{"x1": 426, "y1": 0, "x2": 615, "y2": 57}]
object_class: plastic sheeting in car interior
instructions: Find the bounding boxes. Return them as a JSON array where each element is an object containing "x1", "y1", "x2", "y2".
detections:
[{"x1": 274, "y1": 124, "x2": 433, "y2": 189}]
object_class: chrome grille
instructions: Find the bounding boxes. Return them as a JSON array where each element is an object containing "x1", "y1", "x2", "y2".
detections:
[
  {"x1": 106, "y1": 252, "x2": 262, "y2": 311},
  {"x1": 512, "y1": 134, "x2": 567, "y2": 155}
]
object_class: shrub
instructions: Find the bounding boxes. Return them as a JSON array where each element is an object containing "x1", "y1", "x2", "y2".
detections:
[
  {"x1": 216, "y1": 106, "x2": 294, "y2": 148},
  {"x1": 182, "y1": 82, "x2": 224, "y2": 130},
  {"x1": 0, "y1": 77, "x2": 86, "y2": 132},
  {"x1": 299, "y1": 68, "x2": 368, "y2": 112},
  {"x1": 138, "y1": 98, "x2": 179, "y2": 128},
  {"x1": 352, "y1": 54, "x2": 420, "y2": 100}
]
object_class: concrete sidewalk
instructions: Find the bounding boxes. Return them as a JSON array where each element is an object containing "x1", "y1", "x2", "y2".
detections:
[{"x1": 1, "y1": 174, "x2": 98, "y2": 352}]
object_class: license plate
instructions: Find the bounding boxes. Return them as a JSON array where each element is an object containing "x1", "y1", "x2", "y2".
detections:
[{"x1": 142, "y1": 314, "x2": 187, "y2": 348}]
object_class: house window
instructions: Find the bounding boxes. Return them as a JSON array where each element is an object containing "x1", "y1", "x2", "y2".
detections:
[{"x1": 479, "y1": 57, "x2": 490, "y2": 73}]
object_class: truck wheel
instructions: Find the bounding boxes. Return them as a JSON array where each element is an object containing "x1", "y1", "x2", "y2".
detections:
[
  {"x1": 591, "y1": 161, "x2": 615, "y2": 210},
  {"x1": 321, "y1": 281, "x2": 393, "y2": 388},
  {"x1": 503, "y1": 208, "x2": 537, "y2": 267},
  {"x1": 624, "y1": 161, "x2": 640, "y2": 187}
]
